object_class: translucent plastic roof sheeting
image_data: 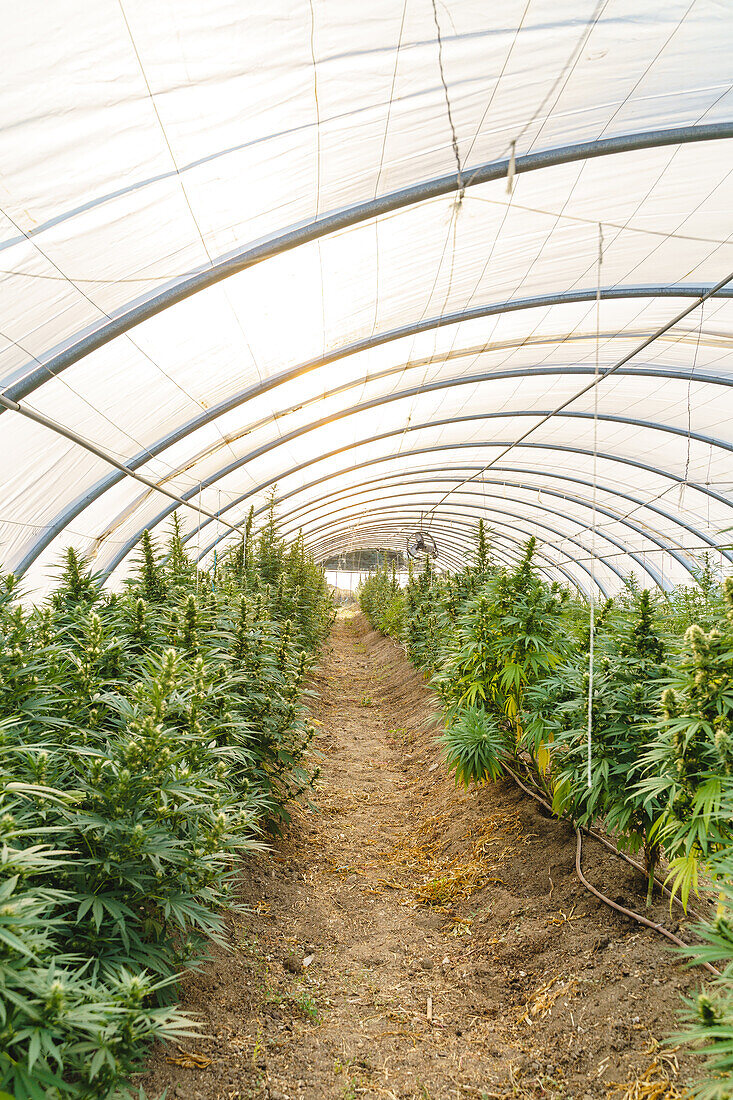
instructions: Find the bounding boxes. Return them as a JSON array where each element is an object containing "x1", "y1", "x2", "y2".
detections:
[{"x1": 1, "y1": 0, "x2": 733, "y2": 597}]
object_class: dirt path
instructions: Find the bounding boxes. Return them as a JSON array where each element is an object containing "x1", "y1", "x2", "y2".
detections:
[{"x1": 146, "y1": 612, "x2": 698, "y2": 1100}]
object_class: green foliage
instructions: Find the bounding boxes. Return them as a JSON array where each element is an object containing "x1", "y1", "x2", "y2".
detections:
[
  {"x1": 360, "y1": 524, "x2": 498, "y2": 667},
  {"x1": 472, "y1": 518, "x2": 493, "y2": 580},
  {"x1": 661, "y1": 553, "x2": 727, "y2": 636},
  {"x1": 440, "y1": 705, "x2": 510, "y2": 785},
  {"x1": 381, "y1": 586, "x2": 404, "y2": 638},
  {"x1": 674, "y1": 872, "x2": 733, "y2": 1099},
  {"x1": 165, "y1": 512, "x2": 197, "y2": 592},
  {"x1": 636, "y1": 578, "x2": 733, "y2": 907},
  {"x1": 136, "y1": 529, "x2": 167, "y2": 602},
  {"x1": 529, "y1": 590, "x2": 668, "y2": 902},
  {"x1": 52, "y1": 547, "x2": 102, "y2": 611},
  {"x1": 0, "y1": 506, "x2": 331, "y2": 1098},
  {"x1": 361, "y1": 527, "x2": 733, "y2": 1096},
  {"x1": 401, "y1": 558, "x2": 452, "y2": 672},
  {"x1": 435, "y1": 539, "x2": 570, "y2": 737},
  {"x1": 256, "y1": 491, "x2": 285, "y2": 589},
  {"x1": 0, "y1": 810, "x2": 197, "y2": 1099},
  {"x1": 358, "y1": 564, "x2": 404, "y2": 639}
]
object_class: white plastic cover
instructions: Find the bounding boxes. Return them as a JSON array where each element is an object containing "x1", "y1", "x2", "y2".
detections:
[{"x1": 1, "y1": 0, "x2": 732, "y2": 596}]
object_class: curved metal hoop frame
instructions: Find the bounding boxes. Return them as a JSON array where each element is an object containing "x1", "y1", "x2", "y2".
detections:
[{"x1": 6, "y1": 122, "x2": 733, "y2": 587}]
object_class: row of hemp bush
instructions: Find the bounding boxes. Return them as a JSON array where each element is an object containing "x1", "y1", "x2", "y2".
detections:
[
  {"x1": 359, "y1": 524, "x2": 733, "y2": 1097},
  {"x1": 0, "y1": 501, "x2": 332, "y2": 1099}
]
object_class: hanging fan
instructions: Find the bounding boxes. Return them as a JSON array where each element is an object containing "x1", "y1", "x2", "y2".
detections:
[{"x1": 406, "y1": 529, "x2": 438, "y2": 561}]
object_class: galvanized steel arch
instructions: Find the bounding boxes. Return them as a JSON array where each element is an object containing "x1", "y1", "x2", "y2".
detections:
[
  {"x1": 309, "y1": 521, "x2": 596, "y2": 597},
  {"x1": 268, "y1": 465, "x2": 727, "y2": 566},
  {"x1": 153, "y1": 433, "x2": 732, "y2": 606},
  {"x1": 271, "y1": 485, "x2": 668, "y2": 580},
  {"x1": 4, "y1": 123, "x2": 731, "y2": 409},
  {"x1": 15, "y1": 281, "x2": 733, "y2": 578},
  {"x1": 272, "y1": 480, "x2": 695, "y2": 580},
  {"x1": 313, "y1": 528, "x2": 593, "y2": 599},
  {"x1": 318, "y1": 533, "x2": 545, "y2": 589},
  {"x1": 321, "y1": 537, "x2": 469, "y2": 580},
  {"x1": 269, "y1": 496, "x2": 664, "y2": 590},
  {"x1": 100, "y1": 398, "x2": 732, "y2": 584},
  {"x1": 294, "y1": 508, "x2": 625, "y2": 593},
  {"x1": 303, "y1": 510, "x2": 610, "y2": 594},
  {"x1": 107, "y1": 446, "x2": 727, "y2": 601},
  {"x1": 207, "y1": 494, "x2": 642, "y2": 592}
]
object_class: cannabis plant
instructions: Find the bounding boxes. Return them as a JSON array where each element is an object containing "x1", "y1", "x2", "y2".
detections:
[
  {"x1": 674, "y1": 865, "x2": 733, "y2": 1098},
  {"x1": 636, "y1": 578, "x2": 733, "y2": 905},
  {"x1": 440, "y1": 704, "x2": 511, "y2": 785},
  {"x1": 434, "y1": 540, "x2": 569, "y2": 732},
  {"x1": 359, "y1": 563, "x2": 404, "y2": 638},
  {"x1": 529, "y1": 590, "x2": 668, "y2": 902},
  {"x1": 0, "y1": 501, "x2": 331, "y2": 1098}
]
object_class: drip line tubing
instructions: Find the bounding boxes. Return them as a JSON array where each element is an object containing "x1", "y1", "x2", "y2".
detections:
[
  {"x1": 505, "y1": 763, "x2": 707, "y2": 920},
  {"x1": 503, "y1": 765, "x2": 720, "y2": 977},
  {"x1": 573, "y1": 829, "x2": 720, "y2": 976}
]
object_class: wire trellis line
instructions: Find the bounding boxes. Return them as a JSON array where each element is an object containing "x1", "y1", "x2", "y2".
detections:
[{"x1": 426, "y1": 268, "x2": 733, "y2": 523}]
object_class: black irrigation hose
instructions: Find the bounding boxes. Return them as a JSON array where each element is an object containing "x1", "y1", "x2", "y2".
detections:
[
  {"x1": 503, "y1": 764, "x2": 721, "y2": 977},
  {"x1": 583, "y1": 824, "x2": 706, "y2": 924},
  {"x1": 574, "y1": 830, "x2": 719, "y2": 977},
  {"x1": 506, "y1": 762, "x2": 707, "y2": 920}
]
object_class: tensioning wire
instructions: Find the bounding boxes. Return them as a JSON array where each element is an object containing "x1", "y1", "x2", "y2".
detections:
[
  {"x1": 587, "y1": 224, "x2": 603, "y2": 790},
  {"x1": 424, "y1": 268, "x2": 733, "y2": 525}
]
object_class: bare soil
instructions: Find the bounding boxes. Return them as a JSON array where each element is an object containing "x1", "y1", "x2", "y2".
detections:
[{"x1": 144, "y1": 611, "x2": 701, "y2": 1100}]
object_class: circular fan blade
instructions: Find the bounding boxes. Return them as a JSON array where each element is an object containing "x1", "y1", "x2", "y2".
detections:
[{"x1": 406, "y1": 530, "x2": 438, "y2": 559}]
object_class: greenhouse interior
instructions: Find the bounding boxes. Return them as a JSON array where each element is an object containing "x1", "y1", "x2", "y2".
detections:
[{"x1": 2, "y1": 2, "x2": 733, "y2": 1097}]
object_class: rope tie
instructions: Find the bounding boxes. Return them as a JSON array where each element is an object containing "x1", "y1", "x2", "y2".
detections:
[
  {"x1": 679, "y1": 302, "x2": 704, "y2": 510},
  {"x1": 506, "y1": 140, "x2": 516, "y2": 194},
  {"x1": 431, "y1": 0, "x2": 464, "y2": 202}
]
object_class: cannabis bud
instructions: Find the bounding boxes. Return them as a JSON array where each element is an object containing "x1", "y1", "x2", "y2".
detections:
[
  {"x1": 698, "y1": 993, "x2": 721, "y2": 1026},
  {"x1": 44, "y1": 979, "x2": 67, "y2": 1015},
  {"x1": 661, "y1": 687, "x2": 678, "y2": 720},
  {"x1": 723, "y1": 576, "x2": 733, "y2": 611},
  {"x1": 714, "y1": 718, "x2": 733, "y2": 770}
]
